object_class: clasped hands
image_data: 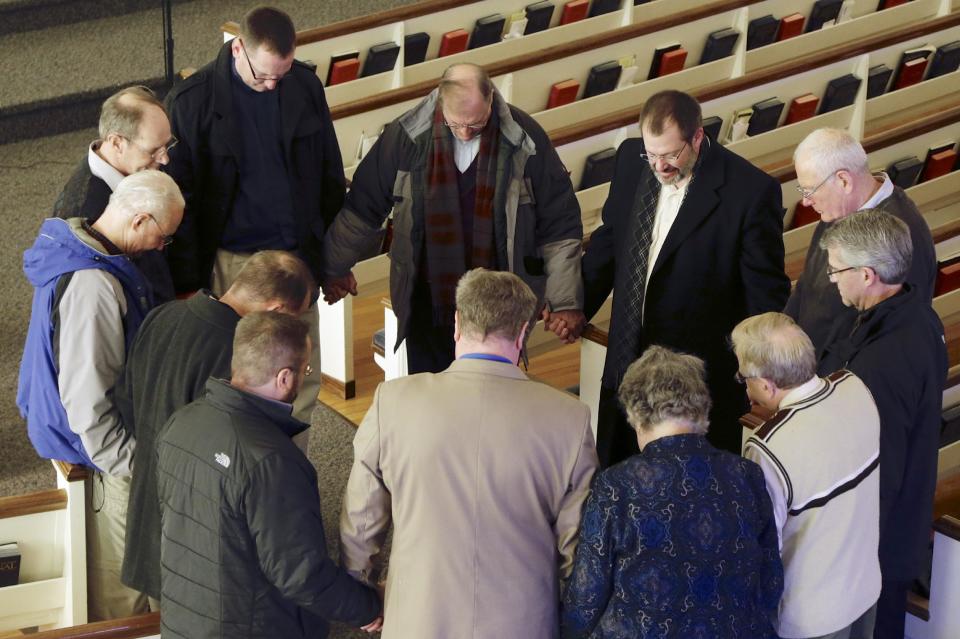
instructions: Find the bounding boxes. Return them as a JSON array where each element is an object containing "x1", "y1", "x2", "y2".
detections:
[
  {"x1": 541, "y1": 308, "x2": 587, "y2": 344},
  {"x1": 321, "y1": 272, "x2": 359, "y2": 305}
]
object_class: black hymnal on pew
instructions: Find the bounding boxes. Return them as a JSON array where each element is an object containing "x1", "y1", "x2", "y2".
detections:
[
  {"x1": 470, "y1": 15, "x2": 506, "y2": 49},
  {"x1": 927, "y1": 41, "x2": 960, "y2": 79},
  {"x1": 747, "y1": 15, "x2": 779, "y2": 50},
  {"x1": 887, "y1": 156, "x2": 923, "y2": 189},
  {"x1": 0, "y1": 542, "x2": 20, "y2": 587},
  {"x1": 583, "y1": 61, "x2": 622, "y2": 98},
  {"x1": 747, "y1": 98, "x2": 785, "y2": 136},
  {"x1": 700, "y1": 28, "x2": 740, "y2": 64},
  {"x1": 867, "y1": 64, "x2": 893, "y2": 98},
  {"x1": 404, "y1": 32, "x2": 430, "y2": 66},
  {"x1": 580, "y1": 148, "x2": 617, "y2": 190},
  {"x1": 589, "y1": 0, "x2": 620, "y2": 17},
  {"x1": 806, "y1": 0, "x2": 844, "y2": 32},
  {"x1": 362, "y1": 42, "x2": 401, "y2": 77},
  {"x1": 819, "y1": 74, "x2": 861, "y2": 113},
  {"x1": 524, "y1": 1, "x2": 555, "y2": 35},
  {"x1": 702, "y1": 115, "x2": 723, "y2": 142}
]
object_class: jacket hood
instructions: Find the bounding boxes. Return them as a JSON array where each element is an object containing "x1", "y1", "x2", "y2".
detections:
[{"x1": 23, "y1": 218, "x2": 114, "y2": 288}]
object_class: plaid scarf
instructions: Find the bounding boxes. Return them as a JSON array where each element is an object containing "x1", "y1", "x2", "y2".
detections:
[{"x1": 423, "y1": 101, "x2": 500, "y2": 325}]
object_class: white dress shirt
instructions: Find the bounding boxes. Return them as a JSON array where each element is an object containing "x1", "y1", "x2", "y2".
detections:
[
  {"x1": 642, "y1": 181, "x2": 688, "y2": 318},
  {"x1": 87, "y1": 141, "x2": 124, "y2": 191},
  {"x1": 454, "y1": 136, "x2": 481, "y2": 173}
]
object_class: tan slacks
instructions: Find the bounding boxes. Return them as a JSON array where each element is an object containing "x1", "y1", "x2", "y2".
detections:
[
  {"x1": 211, "y1": 249, "x2": 318, "y2": 452},
  {"x1": 86, "y1": 472, "x2": 148, "y2": 621}
]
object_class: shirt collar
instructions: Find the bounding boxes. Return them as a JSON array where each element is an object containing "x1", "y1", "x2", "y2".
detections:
[
  {"x1": 859, "y1": 173, "x2": 894, "y2": 210},
  {"x1": 778, "y1": 376, "x2": 825, "y2": 409},
  {"x1": 87, "y1": 141, "x2": 125, "y2": 192}
]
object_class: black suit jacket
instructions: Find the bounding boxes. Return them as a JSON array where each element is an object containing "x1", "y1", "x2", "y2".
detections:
[{"x1": 583, "y1": 137, "x2": 790, "y2": 432}]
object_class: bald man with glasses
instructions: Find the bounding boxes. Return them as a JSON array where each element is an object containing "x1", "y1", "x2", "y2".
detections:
[{"x1": 163, "y1": 5, "x2": 343, "y2": 433}]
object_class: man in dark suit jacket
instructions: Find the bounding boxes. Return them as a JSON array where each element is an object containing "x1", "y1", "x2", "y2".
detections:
[{"x1": 580, "y1": 90, "x2": 790, "y2": 465}]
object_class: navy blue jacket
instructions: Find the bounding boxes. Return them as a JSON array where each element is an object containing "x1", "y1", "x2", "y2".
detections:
[{"x1": 562, "y1": 434, "x2": 783, "y2": 638}]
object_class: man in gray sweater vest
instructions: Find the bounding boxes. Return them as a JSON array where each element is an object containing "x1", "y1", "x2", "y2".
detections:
[{"x1": 734, "y1": 312, "x2": 881, "y2": 639}]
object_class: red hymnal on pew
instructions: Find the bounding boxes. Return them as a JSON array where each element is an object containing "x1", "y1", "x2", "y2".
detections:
[
  {"x1": 547, "y1": 80, "x2": 580, "y2": 109},
  {"x1": 920, "y1": 148, "x2": 958, "y2": 182},
  {"x1": 878, "y1": 0, "x2": 909, "y2": 9},
  {"x1": 893, "y1": 56, "x2": 929, "y2": 90},
  {"x1": 778, "y1": 14, "x2": 805, "y2": 41},
  {"x1": 658, "y1": 48, "x2": 688, "y2": 77},
  {"x1": 560, "y1": 0, "x2": 589, "y2": 25},
  {"x1": 438, "y1": 29, "x2": 469, "y2": 57},
  {"x1": 328, "y1": 58, "x2": 360, "y2": 85},
  {"x1": 791, "y1": 202, "x2": 820, "y2": 229},
  {"x1": 935, "y1": 256, "x2": 960, "y2": 296},
  {"x1": 784, "y1": 94, "x2": 820, "y2": 125}
]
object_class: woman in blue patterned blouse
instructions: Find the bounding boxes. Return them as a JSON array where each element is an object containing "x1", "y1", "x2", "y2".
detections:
[{"x1": 562, "y1": 345, "x2": 783, "y2": 638}]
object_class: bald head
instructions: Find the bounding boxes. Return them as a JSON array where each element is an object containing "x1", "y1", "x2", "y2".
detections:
[{"x1": 439, "y1": 64, "x2": 493, "y2": 107}]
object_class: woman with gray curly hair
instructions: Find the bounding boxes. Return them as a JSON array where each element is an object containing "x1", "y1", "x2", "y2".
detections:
[{"x1": 562, "y1": 345, "x2": 784, "y2": 638}]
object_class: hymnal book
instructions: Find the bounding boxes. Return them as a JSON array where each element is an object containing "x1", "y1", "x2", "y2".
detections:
[
  {"x1": 438, "y1": 29, "x2": 470, "y2": 57},
  {"x1": 920, "y1": 142, "x2": 957, "y2": 182},
  {"x1": 589, "y1": 0, "x2": 620, "y2": 17},
  {"x1": 524, "y1": 1, "x2": 555, "y2": 35},
  {"x1": 702, "y1": 115, "x2": 723, "y2": 141},
  {"x1": 728, "y1": 107, "x2": 754, "y2": 143},
  {"x1": 887, "y1": 156, "x2": 923, "y2": 189},
  {"x1": 700, "y1": 28, "x2": 740, "y2": 64},
  {"x1": 560, "y1": 0, "x2": 589, "y2": 25},
  {"x1": 747, "y1": 97, "x2": 785, "y2": 136},
  {"x1": 547, "y1": 79, "x2": 580, "y2": 108},
  {"x1": 658, "y1": 48, "x2": 688, "y2": 77},
  {"x1": 470, "y1": 14, "x2": 506, "y2": 49},
  {"x1": 404, "y1": 32, "x2": 430, "y2": 67},
  {"x1": 784, "y1": 94, "x2": 820, "y2": 124},
  {"x1": 935, "y1": 255, "x2": 960, "y2": 296},
  {"x1": 778, "y1": 13, "x2": 805, "y2": 41},
  {"x1": 361, "y1": 42, "x2": 401, "y2": 77},
  {"x1": 819, "y1": 74, "x2": 861, "y2": 113},
  {"x1": 747, "y1": 15, "x2": 779, "y2": 50},
  {"x1": 616, "y1": 55, "x2": 639, "y2": 89},
  {"x1": 878, "y1": 0, "x2": 909, "y2": 9},
  {"x1": 890, "y1": 44, "x2": 935, "y2": 90},
  {"x1": 806, "y1": 0, "x2": 844, "y2": 32},
  {"x1": 326, "y1": 52, "x2": 359, "y2": 86},
  {"x1": 926, "y1": 41, "x2": 960, "y2": 79},
  {"x1": 634, "y1": 0, "x2": 651, "y2": 4},
  {"x1": 867, "y1": 64, "x2": 893, "y2": 98},
  {"x1": 503, "y1": 12, "x2": 528, "y2": 40},
  {"x1": 791, "y1": 202, "x2": 820, "y2": 229},
  {"x1": 583, "y1": 60, "x2": 622, "y2": 98},
  {"x1": 647, "y1": 42, "x2": 682, "y2": 80},
  {"x1": 837, "y1": 0, "x2": 856, "y2": 24},
  {"x1": 580, "y1": 148, "x2": 617, "y2": 190},
  {"x1": 0, "y1": 542, "x2": 20, "y2": 587}
]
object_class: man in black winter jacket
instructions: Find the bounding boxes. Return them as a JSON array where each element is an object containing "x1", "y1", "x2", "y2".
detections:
[
  {"x1": 817, "y1": 209, "x2": 947, "y2": 639},
  {"x1": 157, "y1": 312, "x2": 381, "y2": 638}
]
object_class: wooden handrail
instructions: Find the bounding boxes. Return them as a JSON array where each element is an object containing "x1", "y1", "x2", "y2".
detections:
[
  {"x1": 330, "y1": 0, "x2": 762, "y2": 120},
  {"x1": 28, "y1": 612, "x2": 160, "y2": 639},
  {"x1": 222, "y1": 0, "x2": 485, "y2": 45},
  {"x1": 54, "y1": 459, "x2": 90, "y2": 482},
  {"x1": 934, "y1": 513, "x2": 960, "y2": 541},
  {"x1": 0, "y1": 488, "x2": 66, "y2": 519},
  {"x1": 549, "y1": 11, "x2": 960, "y2": 149}
]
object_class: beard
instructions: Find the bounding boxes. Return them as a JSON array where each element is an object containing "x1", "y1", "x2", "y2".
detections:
[{"x1": 653, "y1": 155, "x2": 696, "y2": 186}]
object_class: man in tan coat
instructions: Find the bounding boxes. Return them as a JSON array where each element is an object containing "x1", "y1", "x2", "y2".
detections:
[{"x1": 340, "y1": 268, "x2": 598, "y2": 638}]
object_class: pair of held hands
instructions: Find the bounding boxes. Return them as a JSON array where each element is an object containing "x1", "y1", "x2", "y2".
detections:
[
  {"x1": 359, "y1": 582, "x2": 386, "y2": 633},
  {"x1": 320, "y1": 273, "x2": 587, "y2": 344}
]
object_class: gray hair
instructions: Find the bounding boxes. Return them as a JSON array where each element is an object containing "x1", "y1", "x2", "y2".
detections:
[
  {"x1": 232, "y1": 311, "x2": 310, "y2": 386},
  {"x1": 617, "y1": 345, "x2": 711, "y2": 435},
  {"x1": 98, "y1": 85, "x2": 165, "y2": 141},
  {"x1": 232, "y1": 250, "x2": 314, "y2": 311},
  {"x1": 455, "y1": 268, "x2": 537, "y2": 342},
  {"x1": 793, "y1": 128, "x2": 870, "y2": 178},
  {"x1": 109, "y1": 170, "x2": 184, "y2": 223},
  {"x1": 731, "y1": 313, "x2": 816, "y2": 389},
  {"x1": 819, "y1": 208, "x2": 912, "y2": 285}
]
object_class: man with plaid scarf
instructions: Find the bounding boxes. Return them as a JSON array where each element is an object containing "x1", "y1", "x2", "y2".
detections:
[{"x1": 322, "y1": 63, "x2": 584, "y2": 373}]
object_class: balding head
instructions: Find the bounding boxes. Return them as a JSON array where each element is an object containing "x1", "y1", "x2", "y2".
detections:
[
  {"x1": 227, "y1": 250, "x2": 314, "y2": 315},
  {"x1": 438, "y1": 64, "x2": 494, "y2": 141},
  {"x1": 98, "y1": 86, "x2": 173, "y2": 174},
  {"x1": 731, "y1": 312, "x2": 816, "y2": 390}
]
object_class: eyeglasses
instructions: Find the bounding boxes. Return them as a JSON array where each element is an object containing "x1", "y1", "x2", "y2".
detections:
[
  {"x1": 304, "y1": 365, "x2": 313, "y2": 377},
  {"x1": 240, "y1": 40, "x2": 287, "y2": 83},
  {"x1": 734, "y1": 371, "x2": 756, "y2": 384},
  {"x1": 443, "y1": 115, "x2": 490, "y2": 132},
  {"x1": 795, "y1": 171, "x2": 838, "y2": 200},
  {"x1": 826, "y1": 265, "x2": 858, "y2": 280},
  {"x1": 639, "y1": 142, "x2": 687, "y2": 163},
  {"x1": 147, "y1": 214, "x2": 174, "y2": 247},
  {"x1": 126, "y1": 135, "x2": 178, "y2": 160}
]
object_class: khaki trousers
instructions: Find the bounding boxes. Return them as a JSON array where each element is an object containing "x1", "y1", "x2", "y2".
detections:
[
  {"x1": 211, "y1": 249, "x2": 317, "y2": 452},
  {"x1": 86, "y1": 472, "x2": 148, "y2": 621}
]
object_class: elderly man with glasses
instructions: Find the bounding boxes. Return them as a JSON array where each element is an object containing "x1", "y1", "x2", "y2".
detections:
[
  {"x1": 817, "y1": 209, "x2": 946, "y2": 639},
  {"x1": 322, "y1": 62, "x2": 584, "y2": 373},
  {"x1": 163, "y1": 5, "x2": 342, "y2": 437},
  {"x1": 578, "y1": 89, "x2": 790, "y2": 466},
  {"x1": 53, "y1": 85, "x2": 178, "y2": 302},
  {"x1": 785, "y1": 128, "x2": 935, "y2": 352}
]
